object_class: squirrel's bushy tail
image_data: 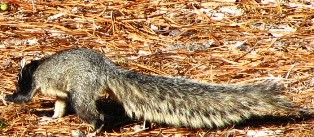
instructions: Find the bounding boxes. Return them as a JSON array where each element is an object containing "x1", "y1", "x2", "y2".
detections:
[{"x1": 106, "y1": 69, "x2": 300, "y2": 128}]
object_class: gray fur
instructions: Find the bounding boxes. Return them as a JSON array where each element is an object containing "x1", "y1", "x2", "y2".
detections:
[{"x1": 5, "y1": 48, "x2": 300, "y2": 132}]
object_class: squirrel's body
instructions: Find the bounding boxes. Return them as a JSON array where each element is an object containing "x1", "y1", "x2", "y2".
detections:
[{"x1": 5, "y1": 48, "x2": 300, "y2": 132}]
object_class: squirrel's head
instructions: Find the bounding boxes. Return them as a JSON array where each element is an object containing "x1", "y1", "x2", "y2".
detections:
[{"x1": 5, "y1": 60, "x2": 41, "y2": 103}]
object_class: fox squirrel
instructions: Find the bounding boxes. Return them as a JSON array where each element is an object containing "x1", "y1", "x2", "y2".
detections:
[{"x1": 5, "y1": 48, "x2": 303, "y2": 133}]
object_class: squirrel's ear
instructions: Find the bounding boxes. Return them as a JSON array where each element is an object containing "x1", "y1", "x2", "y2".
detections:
[{"x1": 20, "y1": 58, "x2": 26, "y2": 68}]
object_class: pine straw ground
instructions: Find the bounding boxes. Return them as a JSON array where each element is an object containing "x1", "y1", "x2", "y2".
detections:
[{"x1": 0, "y1": 0, "x2": 314, "y2": 136}]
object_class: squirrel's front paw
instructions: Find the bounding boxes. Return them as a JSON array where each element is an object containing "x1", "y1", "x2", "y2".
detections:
[{"x1": 38, "y1": 116, "x2": 57, "y2": 124}]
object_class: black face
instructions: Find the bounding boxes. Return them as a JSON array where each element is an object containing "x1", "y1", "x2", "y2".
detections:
[{"x1": 5, "y1": 60, "x2": 41, "y2": 103}]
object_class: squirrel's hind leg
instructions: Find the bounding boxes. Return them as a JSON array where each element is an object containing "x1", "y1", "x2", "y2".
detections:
[{"x1": 69, "y1": 89, "x2": 104, "y2": 133}]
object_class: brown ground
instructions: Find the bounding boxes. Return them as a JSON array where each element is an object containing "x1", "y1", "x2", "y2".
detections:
[{"x1": 0, "y1": 0, "x2": 313, "y2": 136}]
